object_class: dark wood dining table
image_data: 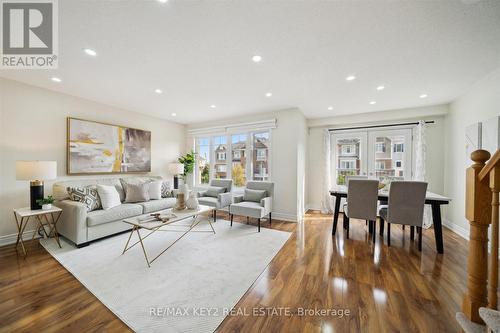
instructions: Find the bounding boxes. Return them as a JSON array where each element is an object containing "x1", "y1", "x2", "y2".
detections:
[{"x1": 330, "y1": 186, "x2": 452, "y2": 254}]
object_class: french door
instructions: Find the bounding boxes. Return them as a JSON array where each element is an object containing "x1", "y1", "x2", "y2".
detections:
[{"x1": 332, "y1": 128, "x2": 413, "y2": 185}]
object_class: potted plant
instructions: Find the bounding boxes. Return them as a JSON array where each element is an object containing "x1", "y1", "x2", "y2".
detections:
[
  {"x1": 178, "y1": 151, "x2": 196, "y2": 186},
  {"x1": 36, "y1": 196, "x2": 55, "y2": 210}
]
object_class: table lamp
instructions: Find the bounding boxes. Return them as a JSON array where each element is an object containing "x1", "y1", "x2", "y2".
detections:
[
  {"x1": 168, "y1": 162, "x2": 184, "y2": 189},
  {"x1": 16, "y1": 161, "x2": 57, "y2": 210}
]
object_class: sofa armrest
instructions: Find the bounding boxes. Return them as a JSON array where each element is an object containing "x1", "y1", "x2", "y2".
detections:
[
  {"x1": 233, "y1": 195, "x2": 244, "y2": 203},
  {"x1": 260, "y1": 197, "x2": 272, "y2": 215},
  {"x1": 197, "y1": 190, "x2": 208, "y2": 198},
  {"x1": 56, "y1": 200, "x2": 88, "y2": 246},
  {"x1": 218, "y1": 192, "x2": 232, "y2": 208}
]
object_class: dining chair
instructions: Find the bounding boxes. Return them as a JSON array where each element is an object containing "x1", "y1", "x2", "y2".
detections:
[
  {"x1": 345, "y1": 175, "x2": 368, "y2": 187},
  {"x1": 344, "y1": 179, "x2": 379, "y2": 241},
  {"x1": 379, "y1": 181, "x2": 428, "y2": 251}
]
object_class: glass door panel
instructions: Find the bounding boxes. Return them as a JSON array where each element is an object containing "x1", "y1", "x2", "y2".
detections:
[
  {"x1": 331, "y1": 132, "x2": 368, "y2": 185},
  {"x1": 231, "y1": 134, "x2": 247, "y2": 187},
  {"x1": 367, "y1": 129, "x2": 412, "y2": 180},
  {"x1": 212, "y1": 135, "x2": 228, "y2": 179}
]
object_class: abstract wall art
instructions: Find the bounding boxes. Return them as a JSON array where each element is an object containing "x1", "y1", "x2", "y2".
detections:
[{"x1": 67, "y1": 118, "x2": 151, "y2": 174}]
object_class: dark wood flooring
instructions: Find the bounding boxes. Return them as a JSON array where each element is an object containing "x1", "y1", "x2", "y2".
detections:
[{"x1": 0, "y1": 211, "x2": 472, "y2": 332}]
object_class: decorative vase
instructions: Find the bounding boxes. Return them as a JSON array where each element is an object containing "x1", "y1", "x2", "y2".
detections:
[
  {"x1": 175, "y1": 193, "x2": 186, "y2": 210},
  {"x1": 186, "y1": 192, "x2": 199, "y2": 210},
  {"x1": 181, "y1": 184, "x2": 190, "y2": 198},
  {"x1": 42, "y1": 204, "x2": 52, "y2": 210}
]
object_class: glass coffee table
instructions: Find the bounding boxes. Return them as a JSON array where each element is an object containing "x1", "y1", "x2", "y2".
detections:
[{"x1": 122, "y1": 205, "x2": 214, "y2": 267}]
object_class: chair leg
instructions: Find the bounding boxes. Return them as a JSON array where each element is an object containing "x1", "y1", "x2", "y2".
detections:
[
  {"x1": 410, "y1": 226, "x2": 415, "y2": 240},
  {"x1": 214, "y1": 210, "x2": 217, "y2": 222},
  {"x1": 246, "y1": 216, "x2": 249, "y2": 224},
  {"x1": 402, "y1": 225, "x2": 405, "y2": 231},
  {"x1": 345, "y1": 216, "x2": 350, "y2": 239},
  {"x1": 230, "y1": 214, "x2": 233, "y2": 226},
  {"x1": 379, "y1": 218, "x2": 384, "y2": 235},
  {"x1": 372, "y1": 220, "x2": 376, "y2": 243},
  {"x1": 387, "y1": 223, "x2": 391, "y2": 246},
  {"x1": 368, "y1": 220, "x2": 373, "y2": 234},
  {"x1": 418, "y1": 227, "x2": 423, "y2": 251},
  {"x1": 269, "y1": 212, "x2": 272, "y2": 227},
  {"x1": 258, "y1": 218, "x2": 261, "y2": 232}
]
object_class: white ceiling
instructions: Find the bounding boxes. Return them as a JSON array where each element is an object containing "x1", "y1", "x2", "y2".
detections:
[{"x1": 1, "y1": 0, "x2": 500, "y2": 124}]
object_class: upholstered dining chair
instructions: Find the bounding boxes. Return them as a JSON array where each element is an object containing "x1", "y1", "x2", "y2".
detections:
[
  {"x1": 197, "y1": 179, "x2": 233, "y2": 221},
  {"x1": 229, "y1": 181, "x2": 274, "y2": 232},
  {"x1": 343, "y1": 179, "x2": 379, "y2": 241},
  {"x1": 345, "y1": 175, "x2": 368, "y2": 187},
  {"x1": 378, "y1": 181, "x2": 428, "y2": 251}
]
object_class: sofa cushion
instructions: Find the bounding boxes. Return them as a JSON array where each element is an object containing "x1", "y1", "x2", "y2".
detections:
[
  {"x1": 230, "y1": 201, "x2": 264, "y2": 218},
  {"x1": 149, "y1": 180, "x2": 163, "y2": 200},
  {"x1": 139, "y1": 198, "x2": 177, "y2": 214},
  {"x1": 53, "y1": 178, "x2": 126, "y2": 202},
  {"x1": 124, "y1": 183, "x2": 150, "y2": 203},
  {"x1": 243, "y1": 189, "x2": 267, "y2": 203},
  {"x1": 198, "y1": 196, "x2": 219, "y2": 208},
  {"x1": 97, "y1": 184, "x2": 122, "y2": 210},
  {"x1": 120, "y1": 177, "x2": 160, "y2": 196},
  {"x1": 161, "y1": 180, "x2": 174, "y2": 198},
  {"x1": 67, "y1": 186, "x2": 102, "y2": 212},
  {"x1": 205, "y1": 186, "x2": 225, "y2": 198},
  {"x1": 87, "y1": 204, "x2": 143, "y2": 227}
]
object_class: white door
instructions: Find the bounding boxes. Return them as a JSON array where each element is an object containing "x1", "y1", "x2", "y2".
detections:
[
  {"x1": 367, "y1": 129, "x2": 412, "y2": 180},
  {"x1": 331, "y1": 131, "x2": 368, "y2": 185}
]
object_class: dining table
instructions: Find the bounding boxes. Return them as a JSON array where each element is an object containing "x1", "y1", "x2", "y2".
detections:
[{"x1": 330, "y1": 185, "x2": 452, "y2": 254}]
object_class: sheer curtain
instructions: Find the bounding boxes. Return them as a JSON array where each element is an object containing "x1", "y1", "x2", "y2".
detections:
[
  {"x1": 414, "y1": 120, "x2": 432, "y2": 228},
  {"x1": 321, "y1": 129, "x2": 334, "y2": 214}
]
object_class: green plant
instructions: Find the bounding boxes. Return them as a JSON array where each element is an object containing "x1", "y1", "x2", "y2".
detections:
[
  {"x1": 36, "y1": 195, "x2": 55, "y2": 205},
  {"x1": 201, "y1": 165, "x2": 210, "y2": 184},
  {"x1": 178, "y1": 151, "x2": 196, "y2": 179},
  {"x1": 232, "y1": 164, "x2": 246, "y2": 187}
]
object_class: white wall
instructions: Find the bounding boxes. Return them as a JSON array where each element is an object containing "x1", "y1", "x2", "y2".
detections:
[
  {"x1": 307, "y1": 105, "x2": 449, "y2": 210},
  {"x1": 443, "y1": 68, "x2": 500, "y2": 236},
  {"x1": 0, "y1": 78, "x2": 186, "y2": 243},
  {"x1": 186, "y1": 108, "x2": 307, "y2": 221}
]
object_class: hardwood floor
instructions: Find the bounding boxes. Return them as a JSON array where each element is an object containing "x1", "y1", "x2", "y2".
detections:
[{"x1": 0, "y1": 211, "x2": 472, "y2": 332}]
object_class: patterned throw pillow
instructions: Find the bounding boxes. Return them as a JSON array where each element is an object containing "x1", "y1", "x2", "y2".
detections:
[
  {"x1": 161, "y1": 181, "x2": 174, "y2": 198},
  {"x1": 67, "y1": 186, "x2": 102, "y2": 212}
]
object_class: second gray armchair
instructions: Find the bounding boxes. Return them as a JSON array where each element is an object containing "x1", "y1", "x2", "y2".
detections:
[
  {"x1": 230, "y1": 181, "x2": 274, "y2": 232},
  {"x1": 197, "y1": 179, "x2": 233, "y2": 221}
]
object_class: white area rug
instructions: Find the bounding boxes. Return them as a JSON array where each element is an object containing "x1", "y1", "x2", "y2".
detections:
[{"x1": 40, "y1": 218, "x2": 291, "y2": 333}]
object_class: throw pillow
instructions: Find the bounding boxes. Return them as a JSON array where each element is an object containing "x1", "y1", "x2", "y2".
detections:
[
  {"x1": 205, "y1": 186, "x2": 226, "y2": 198},
  {"x1": 243, "y1": 189, "x2": 267, "y2": 203},
  {"x1": 96, "y1": 184, "x2": 122, "y2": 210},
  {"x1": 161, "y1": 180, "x2": 174, "y2": 198},
  {"x1": 125, "y1": 183, "x2": 150, "y2": 203},
  {"x1": 148, "y1": 180, "x2": 162, "y2": 200},
  {"x1": 67, "y1": 186, "x2": 101, "y2": 212}
]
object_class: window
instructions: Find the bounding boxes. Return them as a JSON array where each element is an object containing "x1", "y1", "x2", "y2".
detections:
[
  {"x1": 194, "y1": 131, "x2": 271, "y2": 186},
  {"x1": 375, "y1": 161, "x2": 385, "y2": 170},
  {"x1": 395, "y1": 160, "x2": 402, "y2": 168},
  {"x1": 393, "y1": 143, "x2": 404, "y2": 153},
  {"x1": 375, "y1": 143, "x2": 386, "y2": 153},
  {"x1": 195, "y1": 137, "x2": 210, "y2": 184},
  {"x1": 340, "y1": 160, "x2": 356, "y2": 170},
  {"x1": 342, "y1": 144, "x2": 355, "y2": 155}
]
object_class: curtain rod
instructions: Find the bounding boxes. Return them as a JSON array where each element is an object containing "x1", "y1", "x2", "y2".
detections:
[{"x1": 328, "y1": 120, "x2": 435, "y2": 132}]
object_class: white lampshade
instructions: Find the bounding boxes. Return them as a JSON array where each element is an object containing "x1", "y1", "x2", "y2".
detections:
[
  {"x1": 168, "y1": 162, "x2": 184, "y2": 175},
  {"x1": 16, "y1": 161, "x2": 57, "y2": 181}
]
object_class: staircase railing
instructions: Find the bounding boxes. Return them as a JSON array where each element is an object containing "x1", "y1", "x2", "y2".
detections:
[{"x1": 463, "y1": 148, "x2": 500, "y2": 323}]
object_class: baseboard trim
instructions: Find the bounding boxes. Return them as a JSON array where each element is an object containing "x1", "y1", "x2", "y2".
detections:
[
  {"x1": 0, "y1": 229, "x2": 41, "y2": 247},
  {"x1": 442, "y1": 219, "x2": 469, "y2": 240},
  {"x1": 271, "y1": 212, "x2": 298, "y2": 222}
]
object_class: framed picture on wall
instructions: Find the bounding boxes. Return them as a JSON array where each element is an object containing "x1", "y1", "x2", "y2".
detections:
[{"x1": 67, "y1": 117, "x2": 151, "y2": 175}]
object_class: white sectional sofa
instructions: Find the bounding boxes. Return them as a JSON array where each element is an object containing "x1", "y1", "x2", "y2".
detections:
[{"x1": 52, "y1": 176, "x2": 176, "y2": 247}]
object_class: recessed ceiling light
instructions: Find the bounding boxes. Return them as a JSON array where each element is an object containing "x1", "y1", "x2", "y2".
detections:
[
  {"x1": 376, "y1": 85, "x2": 385, "y2": 91},
  {"x1": 83, "y1": 48, "x2": 97, "y2": 56},
  {"x1": 252, "y1": 55, "x2": 262, "y2": 63},
  {"x1": 345, "y1": 75, "x2": 356, "y2": 81},
  {"x1": 327, "y1": 106, "x2": 333, "y2": 111},
  {"x1": 369, "y1": 101, "x2": 376, "y2": 105},
  {"x1": 210, "y1": 104, "x2": 216, "y2": 109},
  {"x1": 171, "y1": 113, "x2": 176, "y2": 117},
  {"x1": 265, "y1": 92, "x2": 272, "y2": 97},
  {"x1": 154, "y1": 89, "x2": 162, "y2": 94},
  {"x1": 419, "y1": 94, "x2": 428, "y2": 99},
  {"x1": 51, "y1": 77, "x2": 61, "y2": 82},
  {"x1": 158, "y1": 0, "x2": 168, "y2": 3}
]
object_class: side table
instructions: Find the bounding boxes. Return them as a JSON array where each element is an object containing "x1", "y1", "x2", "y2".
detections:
[{"x1": 13, "y1": 207, "x2": 63, "y2": 256}]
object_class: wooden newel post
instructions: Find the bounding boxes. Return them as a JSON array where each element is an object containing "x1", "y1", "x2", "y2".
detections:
[{"x1": 463, "y1": 149, "x2": 492, "y2": 323}]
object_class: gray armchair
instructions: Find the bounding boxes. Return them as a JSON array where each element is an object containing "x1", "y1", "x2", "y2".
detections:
[
  {"x1": 229, "y1": 181, "x2": 274, "y2": 232},
  {"x1": 197, "y1": 179, "x2": 233, "y2": 221}
]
